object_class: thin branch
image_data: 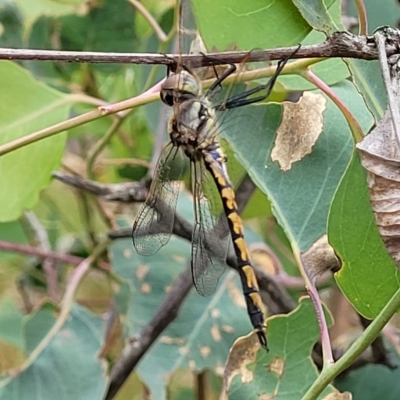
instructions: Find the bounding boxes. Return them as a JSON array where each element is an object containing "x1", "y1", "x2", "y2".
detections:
[
  {"x1": 354, "y1": 0, "x2": 368, "y2": 36},
  {"x1": 358, "y1": 315, "x2": 398, "y2": 369},
  {"x1": 0, "y1": 28, "x2": 390, "y2": 160},
  {"x1": 0, "y1": 32, "x2": 391, "y2": 67},
  {"x1": 104, "y1": 265, "x2": 193, "y2": 400},
  {"x1": 302, "y1": 286, "x2": 400, "y2": 400},
  {"x1": 52, "y1": 171, "x2": 149, "y2": 203},
  {"x1": 128, "y1": 0, "x2": 168, "y2": 42},
  {"x1": 97, "y1": 158, "x2": 151, "y2": 168},
  {"x1": 87, "y1": 117, "x2": 124, "y2": 179},
  {"x1": 0, "y1": 83, "x2": 161, "y2": 158},
  {"x1": 294, "y1": 240, "x2": 334, "y2": 367},
  {"x1": 0, "y1": 240, "x2": 85, "y2": 265},
  {"x1": 24, "y1": 212, "x2": 58, "y2": 300},
  {"x1": 375, "y1": 29, "x2": 400, "y2": 149}
]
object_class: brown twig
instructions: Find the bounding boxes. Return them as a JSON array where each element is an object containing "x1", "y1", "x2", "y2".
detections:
[
  {"x1": 128, "y1": 0, "x2": 168, "y2": 42},
  {"x1": 104, "y1": 265, "x2": 193, "y2": 400},
  {"x1": 0, "y1": 32, "x2": 391, "y2": 67},
  {"x1": 52, "y1": 171, "x2": 149, "y2": 203},
  {"x1": 0, "y1": 240, "x2": 84, "y2": 265},
  {"x1": 24, "y1": 211, "x2": 59, "y2": 301}
]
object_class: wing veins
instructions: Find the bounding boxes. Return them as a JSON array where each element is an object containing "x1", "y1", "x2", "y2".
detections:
[
  {"x1": 191, "y1": 159, "x2": 229, "y2": 296},
  {"x1": 132, "y1": 144, "x2": 183, "y2": 255}
]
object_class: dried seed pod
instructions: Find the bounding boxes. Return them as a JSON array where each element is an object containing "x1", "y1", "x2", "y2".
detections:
[
  {"x1": 301, "y1": 235, "x2": 341, "y2": 279},
  {"x1": 357, "y1": 110, "x2": 400, "y2": 267}
]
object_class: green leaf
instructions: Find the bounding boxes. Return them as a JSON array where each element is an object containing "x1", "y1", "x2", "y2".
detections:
[
  {"x1": 59, "y1": 0, "x2": 137, "y2": 53},
  {"x1": 32, "y1": 179, "x2": 104, "y2": 243},
  {"x1": 292, "y1": 0, "x2": 339, "y2": 34},
  {"x1": 225, "y1": 81, "x2": 373, "y2": 252},
  {"x1": 15, "y1": 0, "x2": 86, "y2": 21},
  {"x1": 347, "y1": 59, "x2": 387, "y2": 121},
  {"x1": 0, "y1": 305, "x2": 107, "y2": 400},
  {"x1": 280, "y1": 3, "x2": 349, "y2": 91},
  {"x1": 24, "y1": 302, "x2": 58, "y2": 354},
  {"x1": 280, "y1": 57, "x2": 350, "y2": 91},
  {"x1": 56, "y1": 0, "x2": 138, "y2": 78},
  {"x1": 226, "y1": 298, "x2": 334, "y2": 399},
  {"x1": 191, "y1": 0, "x2": 311, "y2": 50},
  {"x1": 0, "y1": 221, "x2": 27, "y2": 245},
  {"x1": 25, "y1": 16, "x2": 72, "y2": 84},
  {"x1": 0, "y1": 61, "x2": 72, "y2": 222},
  {"x1": 242, "y1": 188, "x2": 272, "y2": 220},
  {"x1": 347, "y1": 0, "x2": 400, "y2": 31},
  {"x1": 0, "y1": 298, "x2": 24, "y2": 348},
  {"x1": 0, "y1": 2, "x2": 23, "y2": 49},
  {"x1": 279, "y1": 1, "x2": 349, "y2": 91},
  {"x1": 328, "y1": 151, "x2": 400, "y2": 318},
  {"x1": 280, "y1": 24, "x2": 350, "y2": 90}
]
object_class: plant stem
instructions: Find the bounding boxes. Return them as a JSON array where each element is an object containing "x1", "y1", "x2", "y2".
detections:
[{"x1": 302, "y1": 285, "x2": 400, "y2": 399}]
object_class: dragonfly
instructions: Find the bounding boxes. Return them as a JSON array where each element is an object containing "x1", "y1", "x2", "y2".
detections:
[{"x1": 132, "y1": 1, "x2": 297, "y2": 350}]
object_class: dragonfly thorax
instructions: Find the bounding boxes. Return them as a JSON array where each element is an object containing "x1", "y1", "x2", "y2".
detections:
[
  {"x1": 160, "y1": 70, "x2": 201, "y2": 106},
  {"x1": 169, "y1": 97, "x2": 217, "y2": 154}
]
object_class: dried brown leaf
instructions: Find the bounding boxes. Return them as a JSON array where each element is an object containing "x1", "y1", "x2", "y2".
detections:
[
  {"x1": 301, "y1": 235, "x2": 341, "y2": 279},
  {"x1": 357, "y1": 110, "x2": 400, "y2": 267},
  {"x1": 271, "y1": 92, "x2": 326, "y2": 171}
]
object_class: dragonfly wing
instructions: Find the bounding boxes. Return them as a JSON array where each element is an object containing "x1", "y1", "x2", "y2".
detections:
[
  {"x1": 132, "y1": 145, "x2": 184, "y2": 255},
  {"x1": 178, "y1": 0, "x2": 219, "y2": 81},
  {"x1": 178, "y1": 0, "x2": 200, "y2": 56},
  {"x1": 191, "y1": 159, "x2": 230, "y2": 296}
]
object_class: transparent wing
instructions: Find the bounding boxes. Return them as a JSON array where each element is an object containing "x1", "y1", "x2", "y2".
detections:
[
  {"x1": 132, "y1": 144, "x2": 184, "y2": 255},
  {"x1": 191, "y1": 159, "x2": 230, "y2": 296},
  {"x1": 178, "y1": 0, "x2": 219, "y2": 81},
  {"x1": 179, "y1": 0, "x2": 199, "y2": 57}
]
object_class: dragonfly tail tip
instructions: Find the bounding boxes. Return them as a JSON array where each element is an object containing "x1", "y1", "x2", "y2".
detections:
[{"x1": 256, "y1": 329, "x2": 268, "y2": 351}]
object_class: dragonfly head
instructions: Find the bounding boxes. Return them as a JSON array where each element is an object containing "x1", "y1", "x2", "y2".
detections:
[{"x1": 160, "y1": 70, "x2": 200, "y2": 106}]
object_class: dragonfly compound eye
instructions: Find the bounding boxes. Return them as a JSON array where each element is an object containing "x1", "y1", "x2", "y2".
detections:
[
  {"x1": 160, "y1": 89, "x2": 174, "y2": 106},
  {"x1": 162, "y1": 71, "x2": 200, "y2": 95}
]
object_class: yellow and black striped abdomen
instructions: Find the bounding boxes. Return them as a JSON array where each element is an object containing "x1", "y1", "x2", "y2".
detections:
[{"x1": 203, "y1": 146, "x2": 267, "y2": 349}]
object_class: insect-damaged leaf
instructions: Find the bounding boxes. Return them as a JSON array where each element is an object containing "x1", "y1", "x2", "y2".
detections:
[
  {"x1": 322, "y1": 392, "x2": 352, "y2": 400},
  {"x1": 221, "y1": 331, "x2": 261, "y2": 396},
  {"x1": 271, "y1": 91, "x2": 327, "y2": 171},
  {"x1": 221, "y1": 298, "x2": 336, "y2": 399}
]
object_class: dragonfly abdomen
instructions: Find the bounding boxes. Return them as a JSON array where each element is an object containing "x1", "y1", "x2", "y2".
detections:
[{"x1": 203, "y1": 147, "x2": 267, "y2": 349}]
